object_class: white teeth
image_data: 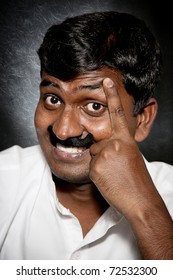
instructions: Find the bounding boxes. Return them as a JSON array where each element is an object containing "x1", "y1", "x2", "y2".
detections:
[{"x1": 56, "y1": 144, "x2": 85, "y2": 153}]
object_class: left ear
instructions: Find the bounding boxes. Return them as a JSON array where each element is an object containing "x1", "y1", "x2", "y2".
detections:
[{"x1": 134, "y1": 98, "x2": 158, "y2": 142}]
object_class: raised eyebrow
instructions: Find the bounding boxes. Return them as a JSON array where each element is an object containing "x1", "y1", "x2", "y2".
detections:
[
  {"x1": 78, "y1": 81, "x2": 103, "y2": 91},
  {"x1": 40, "y1": 79, "x2": 104, "y2": 91},
  {"x1": 40, "y1": 79, "x2": 60, "y2": 88}
]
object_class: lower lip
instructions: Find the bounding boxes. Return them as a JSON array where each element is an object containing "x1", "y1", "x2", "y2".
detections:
[{"x1": 52, "y1": 145, "x2": 90, "y2": 161}]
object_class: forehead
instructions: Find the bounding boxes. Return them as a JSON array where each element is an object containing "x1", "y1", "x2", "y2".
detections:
[{"x1": 40, "y1": 68, "x2": 124, "y2": 92}]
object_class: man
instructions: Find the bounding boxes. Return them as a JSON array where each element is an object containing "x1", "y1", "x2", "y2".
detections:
[{"x1": 0, "y1": 11, "x2": 173, "y2": 260}]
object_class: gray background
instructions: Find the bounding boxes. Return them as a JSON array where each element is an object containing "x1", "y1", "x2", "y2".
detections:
[{"x1": 0, "y1": 0, "x2": 172, "y2": 164}]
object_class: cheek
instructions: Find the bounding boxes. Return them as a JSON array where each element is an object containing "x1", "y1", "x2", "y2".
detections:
[{"x1": 86, "y1": 118, "x2": 112, "y2": 141}]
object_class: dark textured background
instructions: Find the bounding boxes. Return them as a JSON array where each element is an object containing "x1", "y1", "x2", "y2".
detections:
[{"x1": 0, "y1": 0, "x2": 172, "y2": 164}]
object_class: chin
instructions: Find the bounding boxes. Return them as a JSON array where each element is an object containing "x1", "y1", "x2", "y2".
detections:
[
  {"x1": 52, "y1": 169, "x2": 91, "y2": 184},
  {"x1": 49, "y1": 159, "x2": 91, "y2": 184}
]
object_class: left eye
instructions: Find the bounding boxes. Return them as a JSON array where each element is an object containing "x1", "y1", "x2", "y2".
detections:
[
  {"x1": 84, "y1": 102, "x2": 105, "y2": 115},
  {"x1": 87, "y1": 103, "x2": 103, "y2": 111}
]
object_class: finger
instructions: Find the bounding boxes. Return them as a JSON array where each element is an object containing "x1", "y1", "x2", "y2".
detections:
[
  {"x1": 103, "y1": 78, "x2": 130, "y2": 136},
  {"x1": 90, "y1": 139, "x2": 108, "y2": 156}
]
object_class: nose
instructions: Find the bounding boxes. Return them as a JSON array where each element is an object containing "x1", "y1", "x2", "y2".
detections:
[{"x1": 52, "y1": 107, "x2": 83, "y2": 140}]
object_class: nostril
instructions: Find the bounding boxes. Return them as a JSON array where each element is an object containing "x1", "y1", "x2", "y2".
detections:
[
  {"x1": 48, "y1": 125, "x2": 95, "y2": 148},
  {"x1": 51, "y1": 108, "x2": 84, "y2": 140}
]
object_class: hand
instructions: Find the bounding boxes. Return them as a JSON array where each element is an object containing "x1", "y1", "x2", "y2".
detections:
[{"x1": 89, "y1": 77, "x2": 160, "y2": 218}]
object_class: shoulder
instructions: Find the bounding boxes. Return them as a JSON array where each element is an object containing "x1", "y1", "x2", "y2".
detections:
[
  {"x1": 0, "y1": 144, "x2": 47, "y2": 187},
  {"x1": 0, "y1": 145, "x2": 48, "y2": 226},
  {"x1": 145, "y1": 158, "x2": 173, "y2": 185},
  {"x1": 0, "y1": 144, "x2": 47, "y2": 193},
  {"x1": 0, "y1": 145, "x2": 45, "y2": 175},
  {"x1": 144, "y1": 158, "x2": 173, "y2": 215},
  {"x1": 0, "y1": 145, "x2": 44, "y2": 166}
]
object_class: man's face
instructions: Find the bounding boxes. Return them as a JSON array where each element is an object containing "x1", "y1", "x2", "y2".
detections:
[{"x1": 34, "y1": 68, "x2": 138, "y2": 184}]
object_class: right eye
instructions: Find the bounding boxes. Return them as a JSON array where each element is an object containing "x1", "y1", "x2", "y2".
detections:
[{"x1": 44, "y1": 94, "x2": 62, "y2": 109}]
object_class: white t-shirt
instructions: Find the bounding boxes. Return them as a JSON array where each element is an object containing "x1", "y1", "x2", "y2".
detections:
[{"x1": 0, "y1": 145, "x2": 173, "y2": 260}]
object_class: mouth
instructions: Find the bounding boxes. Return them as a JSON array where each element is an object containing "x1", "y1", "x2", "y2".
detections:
[
  {"x1": 48, "y1": 126, "x2": 94, "y2": 160},
  {"x1": 53, "y1": 143, "x2": 89, "y2": 160},
  {"x1": 56, "y1": 143, "x2": 86, "y2": 154}
]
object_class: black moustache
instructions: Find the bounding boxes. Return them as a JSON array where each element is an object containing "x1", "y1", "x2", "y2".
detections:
[{"x1": 48, "y1": 126, "x2": 95, "y2": 148}]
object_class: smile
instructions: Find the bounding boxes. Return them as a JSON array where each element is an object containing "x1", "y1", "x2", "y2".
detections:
[
  {"x1": 56, "y1": 143, "x2": 86, "y2": 154},
  {"x1": 53, "y1": 143, "x2": 89, "y2": 160}
]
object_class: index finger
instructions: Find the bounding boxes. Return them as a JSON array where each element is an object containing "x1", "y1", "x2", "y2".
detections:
[{"x1": 103, "y1": 77, "x2": 130, "y2": 135}]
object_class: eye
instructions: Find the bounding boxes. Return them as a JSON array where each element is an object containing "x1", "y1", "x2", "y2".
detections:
[
  {"x1": 44, "y1": 94, "x2": 61, "y2": 109},
  {"x1": 87, "y1": 103, "x2": 102, "y2": 111},
  {"x1": 84, "y1": 102, "x2": 106, "y2": 116}
]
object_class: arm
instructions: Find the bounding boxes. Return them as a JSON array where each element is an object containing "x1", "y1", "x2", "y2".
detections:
[{"x1": 89, "y1": 78, "x2": 173, "y2": 259}]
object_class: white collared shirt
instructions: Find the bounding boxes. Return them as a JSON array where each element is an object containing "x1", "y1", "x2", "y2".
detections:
[{"x1": 0, "y1": 145, "x2": 173, "y2": 260}]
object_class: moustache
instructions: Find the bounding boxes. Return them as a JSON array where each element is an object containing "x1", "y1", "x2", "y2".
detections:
[{"x1": 48, "y1": 126, "x2": 95, "y2": 148}]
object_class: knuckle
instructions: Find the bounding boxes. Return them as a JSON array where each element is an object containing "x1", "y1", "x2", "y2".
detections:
[{"x1": 115, "y1": 106, "x2": 125, "y2": 117}]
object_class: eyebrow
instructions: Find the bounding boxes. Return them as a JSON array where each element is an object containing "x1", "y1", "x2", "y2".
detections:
[
  {"x1": 40, "y1": 80, "x2": 60, "y2": 88},
  {"x1": 40, "y1": 79, "x2": 103, "y2": 91},
  {"x1": 78, "y1": 81, "x2": 103, "y2": 91}
]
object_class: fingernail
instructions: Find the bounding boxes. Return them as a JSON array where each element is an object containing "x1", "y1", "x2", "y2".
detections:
[{"x1": 104, "y1": 78, "x2": 114, "y2": 88}]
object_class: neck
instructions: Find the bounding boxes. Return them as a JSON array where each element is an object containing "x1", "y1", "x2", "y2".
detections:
[{"x1": 53, "y1": 175, "x2": 109, "y2": 236}]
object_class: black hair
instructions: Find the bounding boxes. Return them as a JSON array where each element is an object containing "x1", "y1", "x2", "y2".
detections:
[{"x1": 37, "y1": 11, "x2": 162, "y2": 115}]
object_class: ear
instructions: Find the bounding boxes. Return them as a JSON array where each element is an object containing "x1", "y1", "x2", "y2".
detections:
[{"x1": 134, "y1": 98, "x2": 158, "y2": 142}]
